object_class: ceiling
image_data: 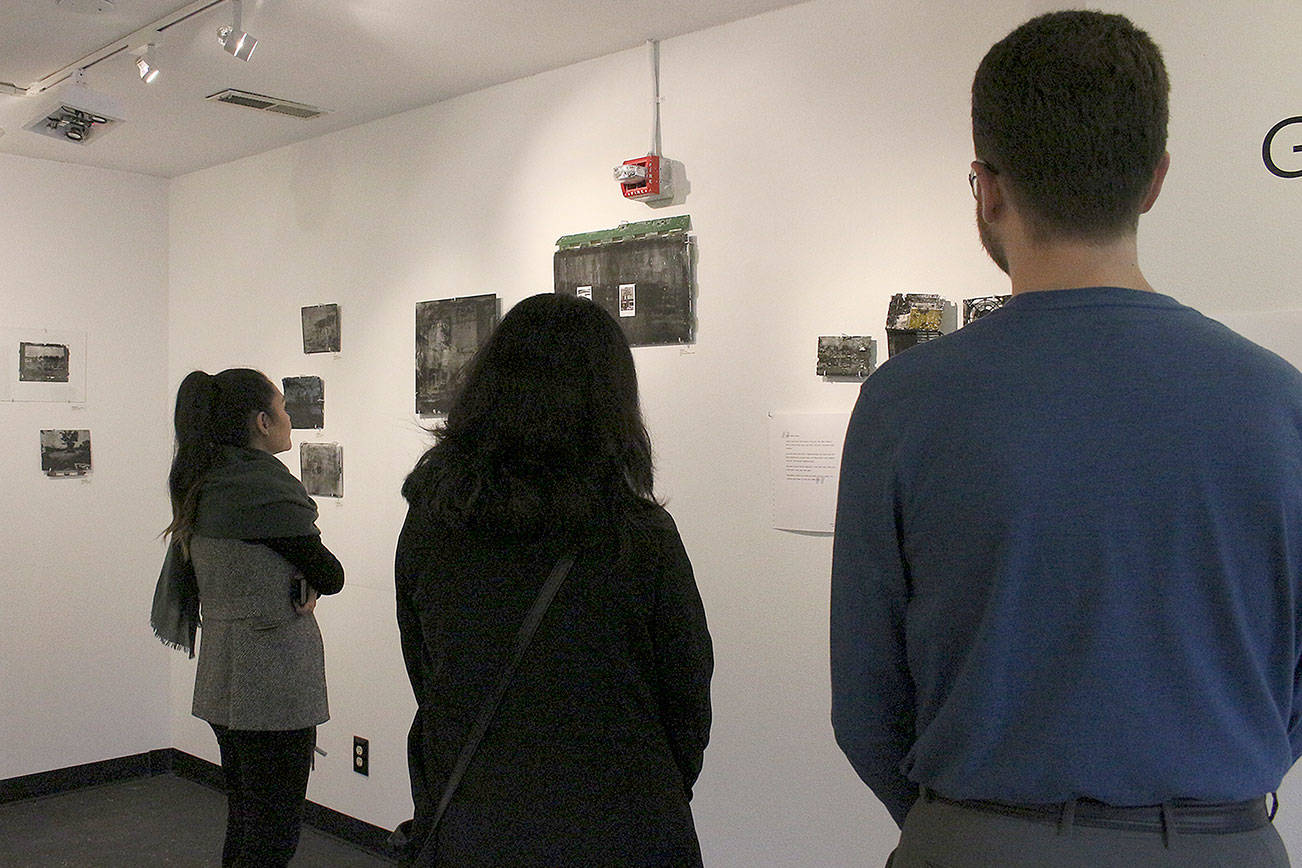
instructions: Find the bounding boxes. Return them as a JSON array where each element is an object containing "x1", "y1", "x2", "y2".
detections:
[{"x1": 0, "y1": 0, "x2": 801, "y2": 178}]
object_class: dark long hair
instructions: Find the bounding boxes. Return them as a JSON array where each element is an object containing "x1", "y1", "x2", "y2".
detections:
[
  {"x1": 164, "y1": 368, "x2": 278, "y2": 546},
  {"x1": 402, "y1": 293, "x2": 655, "y2": 539}
]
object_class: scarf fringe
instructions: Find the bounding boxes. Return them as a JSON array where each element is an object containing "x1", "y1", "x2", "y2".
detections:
[{"x1": 152, "y1": 625, "x2": 195, "y2": 658}]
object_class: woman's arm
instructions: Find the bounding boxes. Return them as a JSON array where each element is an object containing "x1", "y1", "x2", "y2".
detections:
[
  {"x1": 395, "y1": 513, "x2": 438, "y2": 834},
  {"x1": 255, "y1": 535, "x2": 344, "y2": 595},
  {"x1": 650, "y1": 515, "x2": 714, "y2": 797}
]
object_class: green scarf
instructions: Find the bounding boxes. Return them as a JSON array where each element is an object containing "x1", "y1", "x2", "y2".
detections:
[{"x1": 151, "y1": 447, "x2": 319, "y2": 656}]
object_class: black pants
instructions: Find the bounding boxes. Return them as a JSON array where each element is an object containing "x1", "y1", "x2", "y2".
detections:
[{"x1": 210, "y1": 724, "x2": 316, "y2": 867}]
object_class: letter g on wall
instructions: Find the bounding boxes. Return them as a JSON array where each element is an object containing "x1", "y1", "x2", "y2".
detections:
[{"x1": 1263, "y1": 117, "x2": 1302, "y2": 178}]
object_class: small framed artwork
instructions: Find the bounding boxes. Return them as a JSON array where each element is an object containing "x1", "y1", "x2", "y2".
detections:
[
  {"x1": 40, "y1": 429, "x2": 92, "y2": 478},
  {"x1": 1, "y1": 328, "x2": 88, "y2": 402},
  {"x1": 816, "y1": 336, "x2": 877, "y2": 378},
  {"x1": 301, "y1": 304, "x2": 341, "y2": 354},
  {"x1": 300, "y1": 442, "x2": 342, "y2": 498},
  {"x1": 885, "y1": 294, "x2": 956, "y2": 357},
  {"x1": 963, "y1": 295, "x2": 1011, "y2": 325},
  {"x1": 20, "y1": 342, "x2": 70, "y2": 382},
  {"x1": 415, "y1": 294, "x2": 499, "y2": 417},
  {"x1": 283, "y1": 376, "x2": 325, "y2": 429}
]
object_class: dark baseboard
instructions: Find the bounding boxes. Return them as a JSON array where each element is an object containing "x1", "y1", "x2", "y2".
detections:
[
  {"x1": 1, "y1": 749, "x2": 397, "y2": 861},
  {"x1": 303, "y1": 799, "x2": 399, "y2": 856},
  {"x1": 167, "y1": 749, "x2": 224, "y2": 790},
  {"x1": 0, "y1": 750, "x2": 170, "y2": 803}
]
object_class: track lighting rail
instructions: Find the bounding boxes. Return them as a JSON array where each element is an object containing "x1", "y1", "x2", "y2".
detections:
[{"x1": 2, "y1": 0, "x2": 228, "y2": 96}]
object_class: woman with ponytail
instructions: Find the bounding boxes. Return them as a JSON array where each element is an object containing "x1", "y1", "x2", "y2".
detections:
[{"x1": 151, "y1": 368, "x2": 344, "y2": 867}]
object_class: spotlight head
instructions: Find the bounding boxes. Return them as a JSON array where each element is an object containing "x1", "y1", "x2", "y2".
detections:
[
  {"x1": 218, "y1": 2, "x2": 257, "y2": 61},
  {"x1": 136, "y1": 52, "x2": 159, "y2": 84},
  {"x1": 217, "y1": 24, "x2": 257, "y2": 60}
]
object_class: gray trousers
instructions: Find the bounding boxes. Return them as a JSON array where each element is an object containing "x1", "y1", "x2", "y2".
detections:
[{"x1": 888, "y1": 793, "x2": 1289, "y2": 867}]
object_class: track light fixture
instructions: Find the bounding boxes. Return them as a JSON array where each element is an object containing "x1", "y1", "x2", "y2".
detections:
[
  {"x1": 135, "y1": 44, "x2": 159, "y2": 83},
  {"x1": 217, "y1": 0, "x2": 257, "y2": 61}
]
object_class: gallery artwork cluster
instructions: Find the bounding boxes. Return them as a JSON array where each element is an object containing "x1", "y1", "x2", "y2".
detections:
[
  {"x1": 11, "y1": 272, "x2": 1008, "y2": 486},
  {"x1": 3, "y1": 329, "x2": 91, "y2": 478},
  {"x1": 815, "y1": 292, "x2": 1010, "y2": 378}
]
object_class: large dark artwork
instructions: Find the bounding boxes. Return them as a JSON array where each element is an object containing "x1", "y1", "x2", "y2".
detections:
[
  {"x1": 283, "y1": 376, "x2": 325, "y2": 429},
  {"x1": 554, "y1": 234, "x2": 694, "y2": 346},
  {"x1": 415, "y1": 294, "x2": 498, "y2": 416}
]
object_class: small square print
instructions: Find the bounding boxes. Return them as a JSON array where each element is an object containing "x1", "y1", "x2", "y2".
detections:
[
  {"x1": 301, "y1": 304, "x2": 342, "y2": 354},
  {"x1": 41, "y1": 429, "x2": 91, "y2": 477}
]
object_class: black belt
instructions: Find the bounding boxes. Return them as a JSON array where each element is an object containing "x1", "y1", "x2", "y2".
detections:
[{"x1": 922, "y1": 788, "x2": 1272, "y2": 835}]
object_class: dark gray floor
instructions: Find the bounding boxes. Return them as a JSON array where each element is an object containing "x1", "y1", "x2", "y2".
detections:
[{"x1": 0, "y1": 773, "x2": 397, "y2": 867}]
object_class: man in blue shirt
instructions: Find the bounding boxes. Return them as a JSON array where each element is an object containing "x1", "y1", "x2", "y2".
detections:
[{"x1": 831, "y1": 11, "x2": 1299, "y2": 866}]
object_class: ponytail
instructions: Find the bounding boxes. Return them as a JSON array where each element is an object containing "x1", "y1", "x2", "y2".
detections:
[{"x1": 164, "y1": 368, "x2": 276, "y2": 548}]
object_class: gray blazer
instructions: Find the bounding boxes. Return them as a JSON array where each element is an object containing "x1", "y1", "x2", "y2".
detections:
[{"x1": 190, "y1": 536, "x2": 329, "y2": 730}]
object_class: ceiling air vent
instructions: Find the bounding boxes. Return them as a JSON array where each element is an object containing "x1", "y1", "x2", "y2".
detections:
[{"x1": 205, "y1": 89, "x2": 328, "y2": 119}]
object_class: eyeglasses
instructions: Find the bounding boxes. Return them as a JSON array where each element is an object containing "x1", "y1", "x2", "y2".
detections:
[{"x1": 968, "y1": 160, "x2": 998, "y2": 199}]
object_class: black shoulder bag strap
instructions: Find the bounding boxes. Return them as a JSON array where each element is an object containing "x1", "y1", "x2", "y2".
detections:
[{"x1": 411, "y1": 554, "x2": 575, "y2": 866}]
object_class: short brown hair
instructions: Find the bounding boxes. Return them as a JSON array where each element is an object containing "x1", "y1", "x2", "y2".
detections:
[{"x1": 972, "y1": 10, "x2": 1169, "y2": 240}]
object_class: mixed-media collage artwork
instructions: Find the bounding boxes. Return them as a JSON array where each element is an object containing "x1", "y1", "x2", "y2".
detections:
[
  {"x1": 554, "y1": 218, "x2": 695, "y2": 347},
  {"x1": 820, "y1": 293, "x2": 1009, "y2": 378},
  {"x1": 816, "y1": 336, "x2": 877, "y2": 378},
  {"x1": 415, "y1": 294, "x2": 499, "y2": 416},
  {"x1": 963, "y1": 295, "x2": 1011, "y2": 325},
  {"x1": 885, "y1": 293, "x2": 956, "y2": 357}
]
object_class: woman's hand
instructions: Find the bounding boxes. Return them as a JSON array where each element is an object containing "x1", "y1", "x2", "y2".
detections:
[{"x1": 295, "y1": 588, "x2": 319, "y2": 615}]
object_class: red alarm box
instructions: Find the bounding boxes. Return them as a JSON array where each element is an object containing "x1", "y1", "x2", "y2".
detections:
[{"x1": 614, "y1": 154, "x2": 673, "y2": 202}]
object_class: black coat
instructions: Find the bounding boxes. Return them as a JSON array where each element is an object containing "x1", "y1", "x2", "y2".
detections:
[{"x1": 395, "y1": 502, "x2": 713, "y2": 867}]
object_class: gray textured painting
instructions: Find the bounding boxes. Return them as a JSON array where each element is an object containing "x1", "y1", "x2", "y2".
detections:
[
  {"x1": 300, "y1": 442, "x2": 342, "y2": 498},
  {"x1": 415, "y1": 294, "x2": 498, "y2": 416}
]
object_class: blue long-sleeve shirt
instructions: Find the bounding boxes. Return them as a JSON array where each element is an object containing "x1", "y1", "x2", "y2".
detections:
[{"x1": 830, "y1": 287, "x2": 1302, "y2": 826}]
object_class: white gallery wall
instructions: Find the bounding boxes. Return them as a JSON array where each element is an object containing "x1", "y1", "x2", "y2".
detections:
[
  {"x1": 0, "y1": 154, "x2": 171, "y2": 778},
  {"x1": 4, "y1": 0, "x2": 1302, "y2": 864},
  {"x1": 165, "y1": 0, "x2": 1302, "y2": 863}
]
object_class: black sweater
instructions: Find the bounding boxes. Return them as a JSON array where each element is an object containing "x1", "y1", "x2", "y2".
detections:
[{"x1": 395, "y1": 501, "x2": 713, "y2": 867}]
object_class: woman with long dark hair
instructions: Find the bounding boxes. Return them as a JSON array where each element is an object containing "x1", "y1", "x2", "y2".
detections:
[
  {"x1": 151, "y1": 368, "x2": 344, "y2": 867},
  {"x1": 395, "y1": 293, "x2": 713, "y2": 866}
]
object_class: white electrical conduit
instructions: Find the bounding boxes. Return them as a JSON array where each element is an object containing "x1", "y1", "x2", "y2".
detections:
[{"x1": 649, "y1": 39, "x2": 662, "y2": 157}]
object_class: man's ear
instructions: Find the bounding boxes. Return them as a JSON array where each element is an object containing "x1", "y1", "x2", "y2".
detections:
[
  {"x1": 975, "y1": 162, "x2": 1004, "y2": 223},
  {"x1": 1140, "y1": 151, "x2": 1170, "y2": 214}
]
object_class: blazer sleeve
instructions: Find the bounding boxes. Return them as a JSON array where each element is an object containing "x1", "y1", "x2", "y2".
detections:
[{"x1": 649, "y1": 513, "x2": 714, "y2": 798}]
